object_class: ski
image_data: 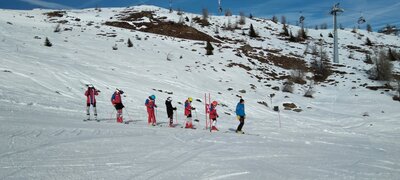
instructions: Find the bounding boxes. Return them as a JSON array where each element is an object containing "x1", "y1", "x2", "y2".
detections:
[
  {"x1": 223, "y1": 130, "x2": 259, "y2": 136},
  {"x1": 83, "y1": 118, "x2": 113, "y2": 122}
]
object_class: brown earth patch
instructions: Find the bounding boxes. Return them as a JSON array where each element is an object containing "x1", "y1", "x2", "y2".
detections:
[
  {"x1": 105, "y1": 11, "x2": 219, "y2": 43},
  {"x1": 227, "y1": 63, "x2": 252, "y2": 71},
  {"x1": 44, "y1": 11, "x2": 66, "y2": 18}
]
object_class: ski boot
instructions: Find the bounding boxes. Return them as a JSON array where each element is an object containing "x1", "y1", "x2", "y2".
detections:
[
  {"x1": 211, "y1": 126, "x2": 219, "y2": 131},
  {"x1": 235, "y1": 130, "x2": 244, "y2": 134}
]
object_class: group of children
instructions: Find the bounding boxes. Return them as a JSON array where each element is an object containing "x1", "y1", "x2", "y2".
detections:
[{"x1": 85, "y1": 85, "x2": 246, "y2": 133}]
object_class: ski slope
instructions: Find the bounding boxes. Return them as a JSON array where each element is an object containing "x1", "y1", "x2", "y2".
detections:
[{"x1": 0, "y1": 5, "x2": 400, "y2": 179}]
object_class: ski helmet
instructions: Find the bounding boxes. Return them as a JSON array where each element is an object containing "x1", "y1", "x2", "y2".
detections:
[
  {"x1": 116, "y1": 88, "x2": 124, "y2": 94},
  {"x1": 150, "y1": 95, "x2": 156, "y2": 100},
  {"x1": 188, "y1": 97, "x2": 193, "y2": 102},
  {"x1": 212, "y1": 101, "x2": 218, "y2": 106}
]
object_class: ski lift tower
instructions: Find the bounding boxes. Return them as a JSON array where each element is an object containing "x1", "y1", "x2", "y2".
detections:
[
  {"x1": 169, "y1": 0, "x2": 172, "y2": 13},
  {"x1": 330, "y1": 3, "x2": 344, "y2": 64},
  {"x1": 218, "y1": 0, "x2": 223, "y2": 15}
]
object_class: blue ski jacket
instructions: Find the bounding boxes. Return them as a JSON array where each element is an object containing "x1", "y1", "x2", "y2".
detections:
[{"x1": 236, "y1": 103, "x2": 245, "y2": 116}]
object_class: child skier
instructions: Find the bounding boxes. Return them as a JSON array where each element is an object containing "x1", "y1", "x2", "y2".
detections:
[
  {"x1": 209, "y1": 101, "x2": 219, "y2": 131},
  {"x1": 111, "y1": 89, "x2": 124, "y2": 123},
  {"x1": 184, "y1": 97, "x2": 195, "y2": 128},
  {"x1": 235, "y1": 99, "x2": 246, "y2": 134},
  {"x1": 165, "y1": 97, "x2": 177, "y2": 127},
  {"x1": 84, "y1": 85, "x2": 99, "y2": 121},
  {"x1": 145, "y1": 95, "x2": 157, "y2": 126}
]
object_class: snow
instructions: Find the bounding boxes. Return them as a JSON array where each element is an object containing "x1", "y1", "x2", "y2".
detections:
[{"x1": 1, "y1": 5, "x2": 400, "y2": 179}]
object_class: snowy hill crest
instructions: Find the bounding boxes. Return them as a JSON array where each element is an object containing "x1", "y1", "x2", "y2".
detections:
[{"x1": 0, "y1": 5, "x2": 400, "y2": 179}]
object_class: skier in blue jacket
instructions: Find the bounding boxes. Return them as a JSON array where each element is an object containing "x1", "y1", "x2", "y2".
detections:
[{"x1": 235, "y1": 99, "x2": 246, "y2": 134}]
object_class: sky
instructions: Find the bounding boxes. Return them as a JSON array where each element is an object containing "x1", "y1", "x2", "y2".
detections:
[{"x1": 1, "y1": 0, "x2": 399, "y2": 30}]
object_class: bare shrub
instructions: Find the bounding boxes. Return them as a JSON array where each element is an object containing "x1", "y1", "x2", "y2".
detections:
[
  {"x1": 290, "y1": 69, "x2": 306, "y2": 84},
  {"x1": 177, "y1": 8, "x2": 183, "y2": 15},
  {"x1": 178, "y1": 15, "x2": 184, "y2": 24},
  {"x1": 297, "y1": 28, "x2": 307, "y2": 41},
  {"x1": 112, "y1": 44, "x2": 118, "y2": 50},
  {"x1": 54, "y1": 24, "x2": 61, "y2": 32},
  {"x1": 367, "y1": 50, "x2": 393, "y2": 81},
  {"x1": 202, "y1": 8, "x2": 209, "y2": 20},
  {"x1": 282, "y1": 80, "x2": 294, "y2": 93},
  {"x1": 310, "y1": 44, "x2": 318, "y2": 55},
  {"x1": 281, "y1": 16, "x2": 287, "y2": 25},
  {"x1": 304, "y1": 81, "x2": 315, "y2": 98},
  {"x1": 311, "y1": 45, "x2": 331, "y2": 81},
  {"x1": 225, "y1": 9, "x2": 232, "y2": 16},
  {"x1": 239, "y1": 12, "x2": 246, "y2": 25}
]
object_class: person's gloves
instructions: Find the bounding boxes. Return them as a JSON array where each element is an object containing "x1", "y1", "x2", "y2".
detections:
[
  {"x1": 237, "y1": 116, "x2": 240, "y2": 120},
  {"x1": 191, "y1": 107, "x2": 196, "y2": 110},
  {"x1": 155, "y1": 105, "x2": 158, "y2": 108},
  {"x1": 173, "y1": 107, "x2": 177, "y2": 111}
]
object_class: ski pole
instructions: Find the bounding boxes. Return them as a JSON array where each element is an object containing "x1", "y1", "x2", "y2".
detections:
[
  {"x1": 125, "y1": 108, "x2": 133, "y2": 121},
  {"x1": 174, "y1": 109, "x2": 178, "y2": 124},
  {"x1": 110, "y1": 109, "x2": 115, "y2": 121}
]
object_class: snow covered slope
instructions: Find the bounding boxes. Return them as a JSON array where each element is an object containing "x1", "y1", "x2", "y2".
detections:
[{"x1": 0, "y1": 5, "x2": 399, "y2": 179}]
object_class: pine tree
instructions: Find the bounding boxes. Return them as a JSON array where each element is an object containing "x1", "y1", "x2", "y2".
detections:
[
  {"x1": 249, "y1": 24, "x2": 258, "y2": 37},
  {"x1": 364, "y1": 53, "x2": 373, "y2": 64},
  {"x1": 365, "y1": 37, "x2": 373, "y2": 46},
  {"x1": 281, "y1": 16, "x2": 287, "y2": 25},
  {"x1": 127, "y1": 38, "x2": 133, "y2": 47},
  {"x1": 44, "y1": 37, "x2": 52, "y2": 47},
  {"x1": 239, "y1": 12, "x2": 246, "y2": 25},
  {"x1": 388, "y1": 48, "x2": 397, "y2": 61},
  {"x1": 289, "y1": 30, "x2": 296, "y2": 42},
  {"x1": 272, "y1": 15, "x2": 278, "y2": 23},
  {"x1": 297, "y1": 27, "x2": 307, "y2": 40},
  {"x1": 205, "y1": 41, "x2": 214, "y2": 55},
  {"x1": 366, "y1": 24, "x2": 372, "y2": 32},
  {"x1": 281, "y1": 24, "x2": 289, "y2": 36}
]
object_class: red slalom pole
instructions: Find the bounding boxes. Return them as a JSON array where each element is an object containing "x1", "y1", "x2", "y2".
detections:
[
  {"x1": 205, "y1": 93, "x2": 208, "y2": 129},
  {"x1": 208, "y1": 93, "x2": 211, "y2": 130}
]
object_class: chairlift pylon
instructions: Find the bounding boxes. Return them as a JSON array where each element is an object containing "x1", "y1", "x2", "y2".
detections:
[
  {"x1": 357, "y1": 12, "x2": 366, "y2": 24},
  {"x1": 218, "y1": 0, "x2": 223, "y2": 13}
]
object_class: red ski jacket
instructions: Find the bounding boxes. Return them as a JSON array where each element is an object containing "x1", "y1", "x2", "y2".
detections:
[
  {"x1": 209, "y1": 105, "x2": 218, "y2": 119},
  {"x1": 184, "y1": 100, "x2": 192, "y2": 116},
  {"x1": 111, "y1": 92, "x2": 122, "y2": 105},
  {"x1": 145, "y1": 99, "x2": 156, "y2": 112},
  {"x1": 85, "y1": 88, "x2": 98, "y2": 104}
]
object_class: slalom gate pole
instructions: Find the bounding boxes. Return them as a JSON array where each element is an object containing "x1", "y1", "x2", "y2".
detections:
[
  {"x1": 205, "y1": 93, "x2": 208, "y2": 129},
  {"x1": 278, "y1": 111, "x2": 281, "y2": 128},
  {"x1": 209, "y1": 93, "x2": 211, "y2": 130}
]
